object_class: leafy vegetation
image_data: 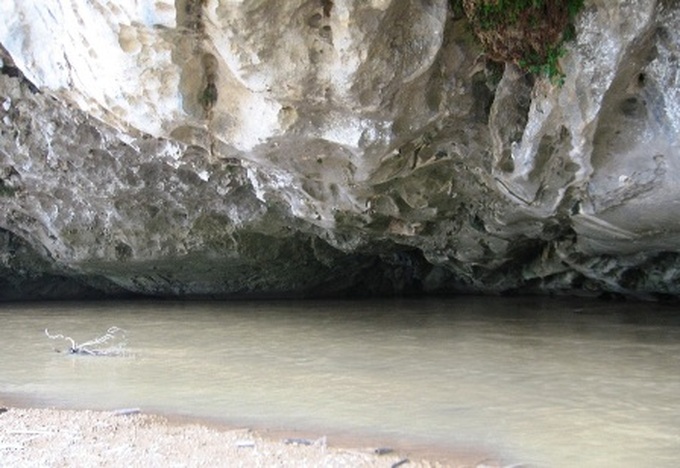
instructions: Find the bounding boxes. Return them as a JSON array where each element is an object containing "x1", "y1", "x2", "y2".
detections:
[{"x1": 454, "y1": 0, "x2": 585, "y2": 84}]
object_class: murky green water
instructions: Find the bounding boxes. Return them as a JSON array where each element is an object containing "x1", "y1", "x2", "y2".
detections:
[{"x1": 1, "y1": 297, "x2": 679, "y2": 466}]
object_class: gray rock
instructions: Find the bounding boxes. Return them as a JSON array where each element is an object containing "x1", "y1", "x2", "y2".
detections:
[{"x1": 0, "y1": 1, "x2": 679, "y2": 300}]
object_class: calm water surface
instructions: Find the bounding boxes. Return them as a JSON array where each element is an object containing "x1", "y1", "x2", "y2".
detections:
[{"x1": 1, "y1": 297, "x2": 679, "y2": 467}]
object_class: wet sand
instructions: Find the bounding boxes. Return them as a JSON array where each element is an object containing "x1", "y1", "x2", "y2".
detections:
[{"x1": 0, "y1": 404, "x2": 505, "y2": 467}]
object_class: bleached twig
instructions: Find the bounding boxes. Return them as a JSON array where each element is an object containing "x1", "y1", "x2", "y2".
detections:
[
  {"x1": 44, "y1": 329, "x2": 76, "y2": 350},
  {"x1": 44, "y1": 327, "x2": 127, "y2": 356},
  {"x1": 78, "y1": 327, "x2": 125, "y2": 349}
]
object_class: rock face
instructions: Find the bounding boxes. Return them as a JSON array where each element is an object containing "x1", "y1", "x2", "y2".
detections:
[{"x1": 1, "y1": 0, "x2": 680, "y2": 300}]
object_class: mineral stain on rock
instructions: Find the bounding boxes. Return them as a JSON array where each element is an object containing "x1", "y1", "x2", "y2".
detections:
[{"x1": 200, "y1": 53, "x2": 219, "y2": 113}]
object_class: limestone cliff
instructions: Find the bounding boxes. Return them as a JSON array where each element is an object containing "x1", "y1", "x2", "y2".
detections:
[{"x1": 1, "y1": 0, "x2": 679, "y2": 300}]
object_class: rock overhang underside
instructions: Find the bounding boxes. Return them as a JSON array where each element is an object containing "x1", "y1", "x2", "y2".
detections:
[{"x1": 1, "y1": 0, "x2": 680, "y2": 301}]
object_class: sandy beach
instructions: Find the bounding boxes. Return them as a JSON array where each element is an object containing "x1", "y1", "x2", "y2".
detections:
[{"x1": 0, "y1": 405, "x2": 506, "y2": 467}]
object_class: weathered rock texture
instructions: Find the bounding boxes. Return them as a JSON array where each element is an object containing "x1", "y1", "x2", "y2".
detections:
[{"x1": 1, "y1": 0, "x2": 680, "y2": 300}]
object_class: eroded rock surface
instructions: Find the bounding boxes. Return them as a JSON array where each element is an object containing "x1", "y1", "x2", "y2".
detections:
[{"x1": 1, "y1": 0, "x2": 679, "y2": 300}]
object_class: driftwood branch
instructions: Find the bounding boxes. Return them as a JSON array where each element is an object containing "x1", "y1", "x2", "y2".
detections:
[{"x1": 44, "y1": 327, "x2": 127, "y2": 356}]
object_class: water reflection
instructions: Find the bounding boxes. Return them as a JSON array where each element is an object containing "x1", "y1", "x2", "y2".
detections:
[{"x1": 1, "y1": 297, "x2": 679, "y2": 467}]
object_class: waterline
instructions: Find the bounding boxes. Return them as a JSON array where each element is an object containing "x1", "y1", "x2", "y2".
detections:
[{"x1": 1, "y1": 297, "x2": 679, "y2": 467}]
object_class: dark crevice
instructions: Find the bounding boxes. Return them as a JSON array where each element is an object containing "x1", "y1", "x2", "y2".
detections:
[
  {"x1": 0, "y1": 44, "x2": 39, "y2": 93},
  {"x1": 321, "y1": 0, "x2": 333, "y2": 17},
  {"x1": 0, "y1": 228, "x2": 132, "y2": 301}
]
